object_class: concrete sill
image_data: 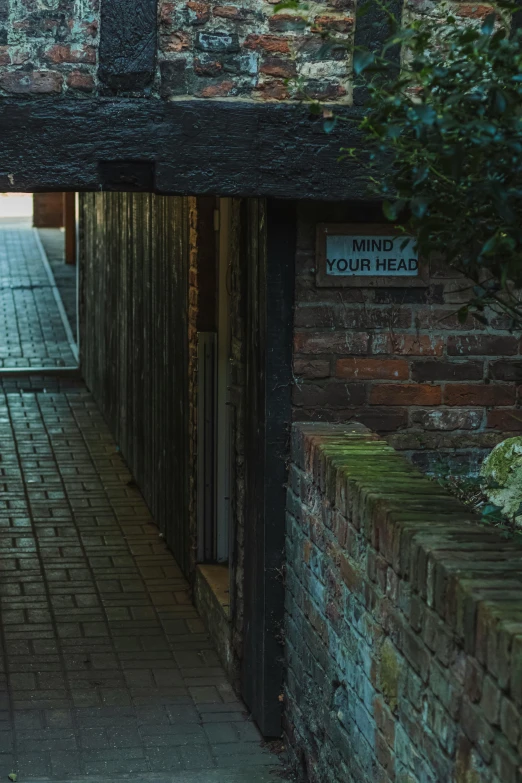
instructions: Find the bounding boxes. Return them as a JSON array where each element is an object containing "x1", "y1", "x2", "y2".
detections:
[
  {"x1": 196, "y1": 563, "x2": 230, "y2": 621},
  {"x1": 194, "y1": 563, "x2": 238, "y2": 681}
]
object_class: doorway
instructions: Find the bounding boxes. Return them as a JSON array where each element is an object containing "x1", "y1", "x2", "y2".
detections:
[{"x1": 194, "y1": 198, "x2": 236, "y2": 672}]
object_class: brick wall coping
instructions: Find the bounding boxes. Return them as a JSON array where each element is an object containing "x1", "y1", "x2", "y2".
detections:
[{"x1": 290, "y1": 422, "x2": 522, "y2": 711}]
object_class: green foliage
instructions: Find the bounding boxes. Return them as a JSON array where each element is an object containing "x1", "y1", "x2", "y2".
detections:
[
  {"x1": 432, "y1": 466, "x2": 522, "y2": 541},
  {"x1": 352, "y1": 2, "x2": 522, "y2": 324}
]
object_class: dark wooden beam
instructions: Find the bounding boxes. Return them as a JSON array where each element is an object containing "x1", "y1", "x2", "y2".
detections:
[
  {"x1": 242, "y1": 198, "x2": 295, "y2": 737},
  {"x1": 0, "y1": 99, "x2": 367, "y2": 200},
  {"x1": 63, "y1": 192, "x2": 76, "y2": 265},
  {"x1": 195, "y1": 197, "x2": 218, "y2": 332},
  {"x1": 98, "y1": 0, "x2": 157, "y2": 91},
  {"x1": 353, "y1": 0, "x2": 404, "y2": 107}
]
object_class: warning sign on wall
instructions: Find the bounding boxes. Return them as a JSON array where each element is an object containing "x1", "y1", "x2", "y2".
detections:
[{"x1": 316, "y1": 224, "x2": 428, "y2": 288}]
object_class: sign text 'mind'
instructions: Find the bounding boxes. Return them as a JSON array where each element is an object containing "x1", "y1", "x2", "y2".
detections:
[{"x1": 326, "y1": 234, "x2": 419, "y2": 277}]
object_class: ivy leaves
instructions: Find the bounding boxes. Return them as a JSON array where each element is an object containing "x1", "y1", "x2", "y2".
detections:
[{"x1": 354, "y1": 4, "x2": 522, "y2": 325}]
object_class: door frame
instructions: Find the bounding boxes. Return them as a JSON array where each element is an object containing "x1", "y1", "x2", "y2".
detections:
[
  {"x1": 242, "y1": 198, "x2": 296, "y2": 737},
  {"x1": 215, "y1": 198, "x2": 233, "y2": 564}
]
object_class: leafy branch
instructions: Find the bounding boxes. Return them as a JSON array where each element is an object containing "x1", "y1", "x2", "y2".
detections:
[{"x1": 278, "y1": 0, "x2": 522, "y2": 326}]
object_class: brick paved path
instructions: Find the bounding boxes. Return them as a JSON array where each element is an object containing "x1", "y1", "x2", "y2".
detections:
[
  {"x1": 37, "y1": 230, "x2": 77, "y2": 344},
  {"x1": 0, "y1": 223, "x2": 77, "y2": 369},
  {"x1": 0, "y1": 380, "x2": 279, "y2": 781}
]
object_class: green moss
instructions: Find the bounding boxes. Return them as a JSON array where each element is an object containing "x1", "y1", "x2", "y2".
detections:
[{"x1": 378, "y1": 637, "x2": 400, "y2": 713}]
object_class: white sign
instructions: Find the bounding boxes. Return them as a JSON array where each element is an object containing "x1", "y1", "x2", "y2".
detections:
[{"x1": 326, "y1": 234, "x2": 418, "y2": 277}]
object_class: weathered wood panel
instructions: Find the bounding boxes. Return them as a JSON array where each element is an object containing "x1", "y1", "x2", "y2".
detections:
[{"x1": 80, "y1": 192, "x2": 190, "y2": 574}]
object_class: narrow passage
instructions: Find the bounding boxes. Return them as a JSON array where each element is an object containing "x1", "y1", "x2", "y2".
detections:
[
  {"x1": 0, "y1": 379, "x2": 278, "y2": 781},
  {"x1": 0, "y1": 223, "x2": 76, "y2": 369}
]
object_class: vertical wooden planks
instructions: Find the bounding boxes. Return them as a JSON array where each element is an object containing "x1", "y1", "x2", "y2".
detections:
[{"x1": 80, "y1": 192, "x2": 191, "y2": 575}]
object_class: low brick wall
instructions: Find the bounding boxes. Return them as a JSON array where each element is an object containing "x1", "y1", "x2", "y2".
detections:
[{"x1": 284, "y1": 422, "x2": 522, "y2": 783}]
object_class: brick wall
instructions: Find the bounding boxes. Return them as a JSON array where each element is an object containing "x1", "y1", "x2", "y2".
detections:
[
  {"x1": 0, "y1": 0, "x2": 99, "y2": 95},
  {"x1": 284, "y1": 422, "x2": 522, "y2": 783},
  {"x1": 158, "y1": 0, "x2": 354, "y2": 101},
  {"x1": 0, "y1": 0, "x2": 354, "y2": 100},
  {"x1": 293, "y1": 202, "x2": 521, "y2": 474}
]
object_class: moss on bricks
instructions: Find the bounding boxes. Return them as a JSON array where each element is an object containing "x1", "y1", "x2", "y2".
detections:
[{"x1": 378, "y1": 637, "x2": 401, "y2": 713}]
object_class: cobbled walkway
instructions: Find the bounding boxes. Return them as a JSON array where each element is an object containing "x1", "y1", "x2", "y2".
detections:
[
  {"x1": 0, "y1": 379, "x2": 279, "y2": 781},
  {"x1": 0, "y1": 223, "x2": 76, "y2": 369}
]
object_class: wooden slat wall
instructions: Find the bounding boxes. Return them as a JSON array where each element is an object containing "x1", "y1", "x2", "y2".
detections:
[{"x1": 80, "y1": 192, "x2": 190, "y2": 575}]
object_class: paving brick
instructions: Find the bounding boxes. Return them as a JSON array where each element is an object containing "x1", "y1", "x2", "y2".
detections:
[
  {"x1": 0, "y1": 730, "x2": 13, "y2": 752},
  {"x1": 146, "y1": 746, "x2": 184, "y2": 772},
  {"x1": 16, "y1": 751, "x2": 52, "y2": 777},
  {"x1": 179, "y1": 743, "x2": 216, "y2": 769},
  {"x1": 51, "y1": 749, "x2": 83, "y2": 777},
  {"x1": 212, "y1": 744, "x2": 277, "y2": 766},
  {"x1": 0, "y1": 382, "x2": 277, "y2": 781},
  {"x1": 204, "y1": 721, "x2": 240, "y2": 743}
]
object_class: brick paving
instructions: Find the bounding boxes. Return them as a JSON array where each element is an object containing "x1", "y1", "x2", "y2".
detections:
[
  {"x1": 0, "y1": 223, "x2": 76, "y2": 369},
  {"x1": 37, "y1": 230, "x2": 77, "y2": 343},
  {"x1": 0, "y1": 380, "x2": 279, "y2": 781}
]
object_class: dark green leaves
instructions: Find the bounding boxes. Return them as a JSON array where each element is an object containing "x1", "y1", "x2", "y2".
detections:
[
  {"x1": 323, "y1": 116, "x2": 338, "y2": 134},
  {"x1": 413, "y1": 105, "x2": 437, "y2": 125},
  {"x1": 349, "y1": 2, "x2": 522, "y2": 327},
  {"x1": 272, "y1": 0, "x2": 299, "y2": 11},
  {"x1": 481, "y1": 12, "x2": 497, "y2": 36},
  {"x1": 382, "y1": 199, "x2": 405, "y2": 221},
  {"x1": 457, "y1": 306, "x2": 469, "y2": 324},
  {"x1": 353, "y1": 50, "x2": 375, "y2": 75}
]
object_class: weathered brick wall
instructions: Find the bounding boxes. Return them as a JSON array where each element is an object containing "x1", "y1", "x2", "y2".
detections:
[
  {"x1": 158, "y1": 0, "x2": 354, "y2": 100},
  {"x1": 0, "y1": 0, "x2": 99, "y2": 95},
  {"x1": 0, "y1": 0, "x2": 354, "y2": 100},
  {"x1": 293, "y1": 202, "x2": 521, "y2": 474},
  {"x1": 284, "y1": 422, "x2": 522, "y2": 783}
]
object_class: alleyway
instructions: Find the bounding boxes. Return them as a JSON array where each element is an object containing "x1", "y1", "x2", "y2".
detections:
[
  {"x1": 0, "y1": 378, "x2": 278, "y2": 781},
  {"x1": 0, "y1": 222, "x2": 77, "y2": 369}
]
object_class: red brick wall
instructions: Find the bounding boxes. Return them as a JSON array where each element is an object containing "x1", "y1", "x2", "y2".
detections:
[
  {"x1": 0, "y1": 1, "x2": 354, "y2": 101},
  {"x1": 158, "y1": 1, "x2": 354, "y2": 101},
  {"x1": 0, "y1": 0, "x2": 99, "y2": 95},
  {"x1": 293, "y1": 202, "x2": 521, "y2": 473}
]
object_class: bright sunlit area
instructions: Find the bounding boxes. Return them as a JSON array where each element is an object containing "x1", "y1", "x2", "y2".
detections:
[
  {"x1": 0, "y1": 191, "x2": 78, "y2": 369},
  {"x1": 0, "y1": 192, "x2": 33, "y2": 222}
]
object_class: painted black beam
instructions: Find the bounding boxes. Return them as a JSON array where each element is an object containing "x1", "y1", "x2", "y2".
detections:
[
  {"x1": 242, "y1": 198, "x2": 295, "y2": 737},
  {"x1": 98, "y1": 0, "x2": 157, "y2": 91},
  {"x1": 353, "y1": 0, "x2": 404, "y2": 107},
  {"x1": 0, "y1": 99, "x2": 368, "y2": 200}
]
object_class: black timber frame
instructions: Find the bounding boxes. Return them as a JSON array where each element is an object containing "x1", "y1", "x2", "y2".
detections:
[
  {"x1": 0, "y1": 0, "x2": 403, "y2": 200},
  {"x1": 242, "y1": 199, "x2": 295, "y2": 737},
  {"x1": 99, "y1": 0, "x2": 157, "y2": 91},
  {"x1": 0, "y1": 100, "x2": 366, "y2": 200}
]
